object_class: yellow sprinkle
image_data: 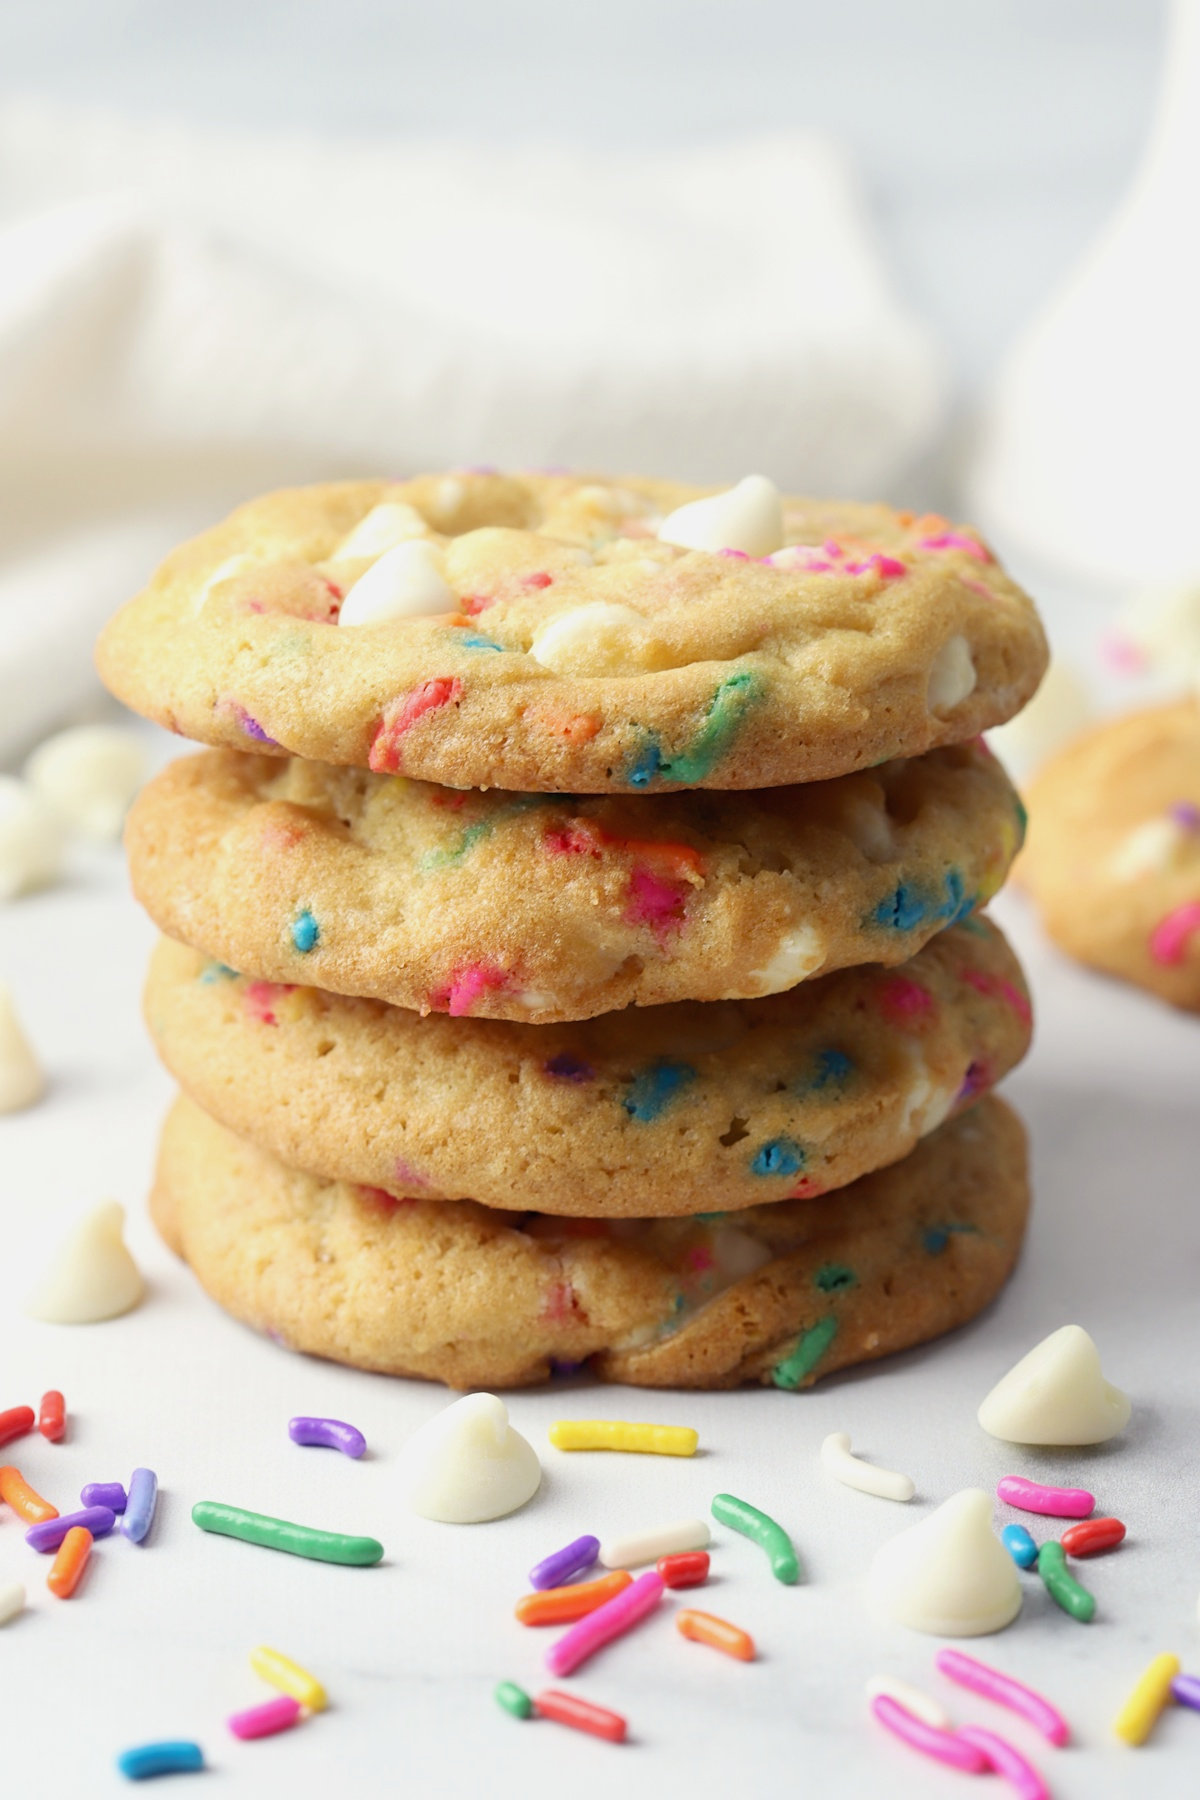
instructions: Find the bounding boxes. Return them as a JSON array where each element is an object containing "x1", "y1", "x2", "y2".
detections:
[
  {"x1": 1112, "y1": 1652, "x2": 1180, "y2": 1745},
  {"x1": 250, "y1": 1644, "x2": 327, "y2": 1713},
  {"x1": 548, "y1": 1420, "x2": 698, "y2": 1457}
]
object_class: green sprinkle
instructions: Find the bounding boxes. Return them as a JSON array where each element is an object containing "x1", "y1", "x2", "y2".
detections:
[
  {"x1": 712, "y1": 1491, "x2": 800, "y2": 1584},
  {"x1": 494, "y1": 1680, "x2": 533, "y2": 1720},
  {"x1": 1037, "y1": 1541, "x2": 1095, "y2": 1622},
  {"x1": 814, "y1": 1264, "x2": 856, "y2": 1293},
  {"x1": 192, "y1": 1501, "x2": 383, "y2": 1566},
  {"x1": 665, "y1": 671, "x2": 762, "y2": 785},
  {"x1": 771, "y1": 1316, "x2": 839, "y2": 1389},
  {"x1": 420, "y1": 820, "x2": 493, "y2": 871}
]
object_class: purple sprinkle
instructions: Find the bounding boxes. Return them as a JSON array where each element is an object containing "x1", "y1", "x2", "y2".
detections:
[
  {"x1": 544, "y1": 1054, "x2": 594, "y2": 1084},
  {"x1": 230, "y1": 701, "x2": 279, "y2": 747},
  {"x1": 529, "y1": 1534, "x2": 601, "y2": 1591},
  {"x1": 81, "y1": 1481, "x2": 127, "y2": 1513},
  {"x1": 121, "y1": 1467, "x2": 159, "y2": 1544},
  {"x1": 1169, "y1": 801, "x2": 1200, "y2": 831},
  {"x1": 549, "y1": 1358, "x2": 588, "y2": 1378},
  {"x1": 288, "y1": 1416, "x2": 366, "y2": 1459},
  {"x1": 26, "y1": 1505, "x2": 116, "y2": 1552},
  {"x1": 1172, "y1": 1673, "x2": 1200, "y2": 1710}
]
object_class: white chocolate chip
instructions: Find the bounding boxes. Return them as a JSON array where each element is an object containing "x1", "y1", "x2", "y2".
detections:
[
  {"x1": 530, "y1": 602, "x2": 668, "y2": 677},
  {"x1": 338, "y1": 540, "x2": 453, "y2": 626},
  {"x1": 658, "y1": 475, "x2": 784, "y2": 557},
  {"x1": 0, "y1": 777, "x2": 64, "y2": 901},
  {"x1": 24, "y1": 725, "x2": 147, "y2": 843},
  {"x1": 0, "y1": 1581, "x2": 24, "y2": 1626},
  {"x1": 192, "y1": 552, "x2": 257, "y2": 616},
  {"x1": 1106, "y1": 816, "x2": 1193, "y2": 882},
  {"x1": 430, "y1": 478, "x2": 465, "y2": 525},
  {"x1": 708, "y1": 1226, "x2": 774, "y2": 1283},
  {"x1": 977, "y1": 1323, "x2": 1130, "y2": 1446},
  {"x1": 393, "y1": 1392, "x2": 541, "y2": 1523},
  {"x1": 869, "y1": 1489, "x2": 1022, "y2": 1636},
  {"x1": 840, "y1": 793, "x2": 895, "y2": 863},
  {"x1": 25, "y1": 1201, "x2": 145, "y2": 1324},
  {"x1": 334, "y1": 502, "x2": 430, "y2": 561},
  {"x1": 821, "y1": 1432, "x2": 915, "y2": 1502},
  {"x1": 926, "y1": 636, "x2": 977, "y2": 713},
  {"x1": 748, "y1": 923, "x2": 826, "y2": 994},
  {"x1": 0, "y1": 984, "x2": 44, "y2": 1113}
]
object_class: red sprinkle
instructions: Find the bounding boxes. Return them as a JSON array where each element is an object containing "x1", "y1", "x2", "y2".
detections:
[
  {"x1": 657, "y1": 1551, "x2": 710, "y2": 1589},
  {"x1": 1061, "y1": 1517, "x2": 1126, "y2": 1558},
  {"x1": 0, "y1": 1407, "x2": 35, "y2": 1449},
  {"x1": 522, "y1": 572, "x2": 554, "y2": 589},
  {"x1": 535, "y1": 1690, "x2": 627, "y2": 1743},
  {"x1": 38, "y1": 1392, "x2": 65, "y2": 1443},
  {"x1": 369, "y1": 677, "x2": 463, "y2": 774}
]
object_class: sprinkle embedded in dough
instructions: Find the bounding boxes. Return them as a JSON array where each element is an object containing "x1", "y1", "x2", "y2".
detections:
[
  {"x1": 926, "y1": 636, "x2": 978, "y2": 714},
  {"x1": 869, "y1": 1488, "x2": 1022, "y2": 1636},
  {"x1": 0, "y1": 777, "x2": 64, "y2": 901},
  {"x1": 821, "y1": 1433, "x2": 915, "y2": 1502},
  {"x1": 393, "y1": 1392, "x2": 541, "y2": 1523},
  {"x1": 657, "y1": 475, "x2": 784, "y2": 557},
  {"x1": 0, "y1": 983, "x2": 44, "y2": 1113},
  {"x1": 25, "y1": 1202, "x2": 145, "y2": 1325},
  {"x1": 339, "y1": 540, "x2": 452, "y2": 626},
  {"x1": 531, "y1": 603, "x2": 668, "y2": 677},
  {"x1": 24, "y1": 724, "x2": 147, "y2": 843},
  {"x1": 748, "y1": 924, "x2": 827, "y2": 994},
  {"x1": 334, "y1": 502, "x2": 430, "y2": 560},
  {"x1": 977, "y1": 1324, "x2": 1131, "y2": 1446},
  {"x1": 1106, "y1": 816, "x2": 1194, "y2": 882}
]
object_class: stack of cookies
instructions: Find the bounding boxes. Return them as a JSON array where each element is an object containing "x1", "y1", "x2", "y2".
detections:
[{"x1": 98, "y1": 472, "x2": 1047, "y2": 1392}]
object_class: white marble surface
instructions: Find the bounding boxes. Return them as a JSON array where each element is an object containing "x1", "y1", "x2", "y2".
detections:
[{"x1": 1, "y1": 735, "x2": 1199, "y2": 1797}]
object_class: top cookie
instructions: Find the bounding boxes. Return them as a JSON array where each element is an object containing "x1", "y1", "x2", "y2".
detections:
[
  {"x1": 1020, "y1": 699, "x2": 1200, "y2": 1011},
  {"x1": 97, "y1": 473, "x2": 1048, "y2": 793}
]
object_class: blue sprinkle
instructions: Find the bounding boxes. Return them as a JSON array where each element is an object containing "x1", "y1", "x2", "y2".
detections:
[
  {"x1": 922, "y1": 1221, "x2": 980, "y2": 1254},
  {"x1": 751, "y1": 1137, "x2": 806, "y2": 1178},
  {"x1": 623, "y1": 1060, "x2": 697, "y2": 1123},
  {"x1": 198, "y1": 961, "x2": 238, "y2": 984},
  {"x1": 874, "y1": 869, "x2": 972, "y2": 933},
  {"x1": 456, "y1": 634, "x2": 506, "y2": 652},
  {"x1": 291, "y1": 908, "x2": 320, "y2": 953},
  {"x1": 808, "y1": 1047, "x2": 853, "y2": 1090},
  {"x1": 116, "y1": 1741, "x2": 205, "y2": 1781},
  {"x1": 628, "y1": 741, "x2": 664, "y2": 788},
  {"x1": 1002, "y1": 1523, "x2": 1039, "y2": 1569}
]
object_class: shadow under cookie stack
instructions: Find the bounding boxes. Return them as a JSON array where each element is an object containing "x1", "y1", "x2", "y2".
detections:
[{"x1": 98, "y1": 472, "x2": 1047, "y2": 1393}]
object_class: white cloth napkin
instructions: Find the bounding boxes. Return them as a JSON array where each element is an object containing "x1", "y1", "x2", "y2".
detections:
[{"x1": 0, "y1": 99, "x2": 944, "y2": 759}]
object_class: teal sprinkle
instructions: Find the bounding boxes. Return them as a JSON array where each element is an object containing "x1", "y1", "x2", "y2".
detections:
[
  {"x1": 456, "y1": 634, "x2": 506, "y2": 652},
  {"x1": 922, "y1": 1221, "x2": 981, "y2": 1255},
  {"x1": 198, "y1": 961, "x2": 238, "y2": 984},
  {"x1": 814, "y1": 1264, "x2": 856, "y2": 1293},
  {"x1": 750, "y1": 1137, "x2": 805, "y2": 1178},
  {"x1": 291, "y1": 909, "x2": 320, "y2": 953},
  {"x1": 1014, "y1": 793, "x2": 1029, "y2": 843},
  {"x1": 419, "y1": 820, "x2": 492, "y2": 871},
  {"x1": 628, "y1": 671, "x2": 762, "y2": 787},
  {"x1": 623, "y1": 1060, "x2": 697, "y2": 1123},
  {"x1": 694, "y1": 1211, "x2": 729, "y2": 1223},
  {"x1": 771, "y1": 1316, "x2": 839, "y2": 1389}
]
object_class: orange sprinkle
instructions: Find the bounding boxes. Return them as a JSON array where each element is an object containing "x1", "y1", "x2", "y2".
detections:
[
  {"x1": 47, "y1": 1526, "x2": 93, "y2": 1598},
  {"x1": 540, "y1": 710, "x2": 602, "y2": 744},
  {"x1": 0, "y1": 1465, "x2": 58, "y2": 1524},
  {"x1": 913, "y1": 512, "x2": 949, "y2": 534},
  {"x1": 595, "y1": 829, "x2": 706, "y2": 878},
  {"x1": 676, "y1": 1608, "x2": 756, "y2": 1661},
  {"x1": 515, "y1": 1570, "x2": 633, "y2": 1626}
]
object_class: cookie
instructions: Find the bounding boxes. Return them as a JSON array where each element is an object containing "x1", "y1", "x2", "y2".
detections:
[
  {"x1": 1020, "y1": 699, "x2": 1200, "y2": 1010},
  {"x1": 96, "y1": 474, "x2": 1048, "y2": 794},
  {"x1": 126, "y1": 743, "x2": 1023, "y2": 1022},
  {"x1": 145, "y1": 918, "x2": 1032, "y2": 1217},
  {"x1": 152, "y1": 1092, "x2": 1029, "y2": 1392}
]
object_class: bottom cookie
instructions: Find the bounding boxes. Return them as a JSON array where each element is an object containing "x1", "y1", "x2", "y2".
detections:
[{"x1": 152, "y1": 1093, "x2": 1029, "y2": 1392}]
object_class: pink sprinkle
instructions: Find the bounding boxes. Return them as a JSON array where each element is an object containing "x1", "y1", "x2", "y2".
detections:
[
  {"x1": 369, "y1": 676, "x2": 463, "y2": 774},
  {"x1": 228, "y1": 1695, "x2": 303, "y2": 1741},
  {"x1": 243, "y1": 980, "x2": 294, "y2": 1026},
  {"x1": 870, "y1": 1695, "x2": 989, "y2": 1774},
  {"x1": 1148, "y1": 900, "x2": 1200, "y2": 966},
  {"x1": 718, "y1": 547, "x2": 750, "y2": 560},
  {"x1": 962, "y1": 967, "x2": 1033, "y2": 1025},
  {"x1": 358, "y1": 1186, "x2": 414, "y2": 1214},
  {"x1": 686, "y1": 1246, "x2": 716, "y2": 1274},
  {"x1": 936, "y1": 1648, "x2": 1070, "y2": 1747},
  {"x1": 523, "y1": 572, "x2": 554, "y2": 589},
  {"x1": 962, "y1": 577, "x2": 994, "y2": 601},
  {"x1": 392, "y1": 1158, "x2": 430, "y2": 1191},
  {"x1": 918, "y1": 530, "x2": 992, "y2": 563},
  {"x1": 624, "y1": 865, "x2": 689, "y2": 939},
  {"x1": 544, "y1": 822, "x2": 600, "y2": 858},
  {"x1": 877, "y1": 974, "x2": 935, "y2": 1024},
  {"x1": 545, "y1": 1570, "x2": 665, "y2": 1677},
  {"x1": 436, "y1": 961, "x2": 509, "y2": 1017},
  {"x1": 540, "y1": 1281, "x2": 581, "y2": 1324},
  {"x1": 845, "y1": 553, "x2": 907, "y2": 580},
  {"x1": 997, "y1": 1476, "x2": 1094, "y2": 1520},
  {"x1": 955, "y1": 1726, "x2": 1048, "y2": 1800}
]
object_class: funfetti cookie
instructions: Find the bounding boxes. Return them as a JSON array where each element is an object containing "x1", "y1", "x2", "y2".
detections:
[
  {"x1": 152, "y1": 1092, "x2": 1030, "y2": 1392},
  {"x1": 144, "y1": 918, "x2": 1032, "y2": 1218},
  {"x1": 126, "y1": 742, "x2": 1024, "y2": 1022},
  {"x1": 1020, "y1": 699, "x2": 1200, "y2": 1011},
  {"x1": 96, "y1": 474, "x2": 1048, "y2": 794}
]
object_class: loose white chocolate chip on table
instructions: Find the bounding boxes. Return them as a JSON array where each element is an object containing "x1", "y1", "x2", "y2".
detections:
[
  {"x1": 977, "y1": 1323, "x2": 1131, "y2": 1446},
  {"x1": 869, "y1": 1488, "x2": 1022, "y2": 1637},
  {"x1": 530, "y1": 603, "x2": 668, "y2": 678},
  {"x1": 926, "y1": 636, "x2": 978, "y2": 713},
  {"x1": 334, "y1": 502, "x2": 431, "y2": 561},
  {"x1": 0, "y1": 1581, "x2": 25, "y2": 1626},
  {"x1": 657, "y1": 474, "x2": 784, "y2": 557},
  {"x1": 821, "y1": 1433, "x2": 915, "y2": 1503},
  {"x1": 25, "y1": 1202, "x2": 145, "y2": 1325},
  {"x1": 599, "y1": 1519, "x2": 711, "y2": 1570},
  {"x1": 24, "y1": 724, "x2": 147, "y2": 843},
  {"x1": 0, "y1": 984, "x2": 45, "y2": 1113},
  {"x1": 748, "y1": 923, "x2": 827, "y2": 994},
  {"x1": 0, "y1": 777, "x2": 64, "y2": 901},
  {"x1": 864, "y1": 1676, "x2": 951, "y2": 1730},
  {"x1": 394, "y1": 1392, "x2": 541, "y2": 1523},
  {"x1": 338, "y1": 540, "x2": 452, "y2": 626}
]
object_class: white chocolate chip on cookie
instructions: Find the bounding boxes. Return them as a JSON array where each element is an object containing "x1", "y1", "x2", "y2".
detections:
[
  {"x1": 338, "y1": 540, "x2": 452, "y2": 626},
  {"x1": 531, "y1": 603, "x2": 669, "y2": 677},
  {"x1": 658, "y1": 475, "x2": 784, "y2": 557},
  {"x1": 926, "y1": 636, "x2": 977, "y2": 714},
  {"x1": 334, "y1": 502, "x2": 431, "y2": 561}
]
